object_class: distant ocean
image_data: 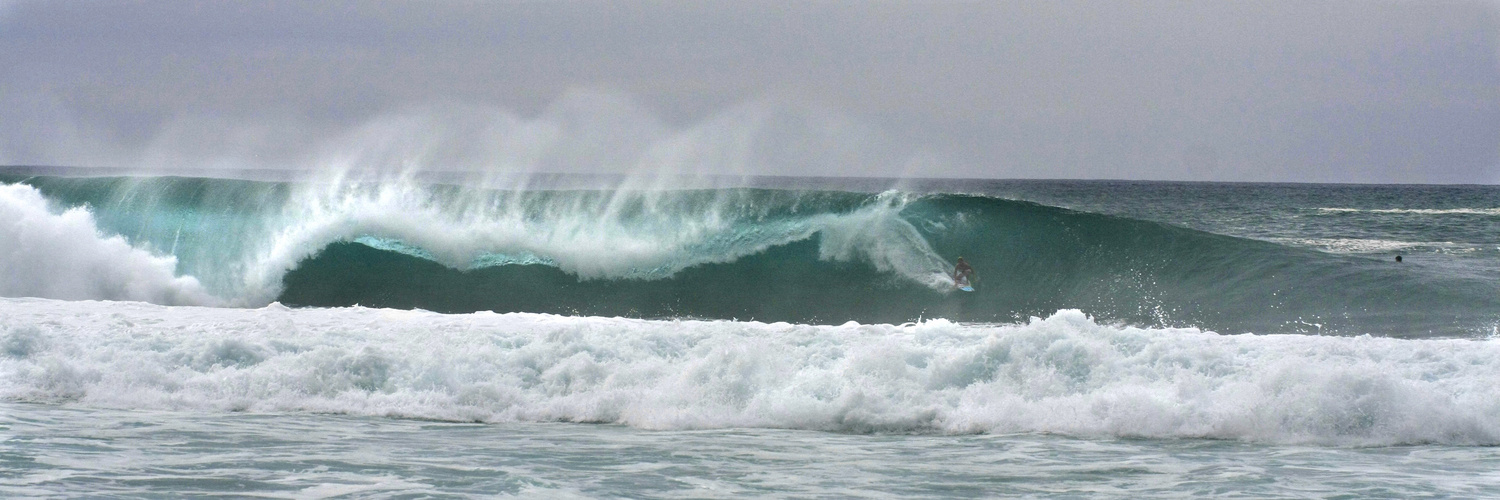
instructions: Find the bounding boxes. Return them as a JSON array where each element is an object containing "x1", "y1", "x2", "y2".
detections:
[{"x1": 3, "y1": 170, "x2": 1498, "y2": 497}]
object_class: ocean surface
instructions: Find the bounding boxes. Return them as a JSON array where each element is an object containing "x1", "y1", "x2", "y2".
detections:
[{"x1": 2, "y1": 170, "x2": 1498, "y2": 497}]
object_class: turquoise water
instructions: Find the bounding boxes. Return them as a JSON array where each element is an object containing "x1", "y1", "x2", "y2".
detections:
[
  {"x1": 2, "y1": 172, "x2": 1498, "y2": 497},
  {"x1": 3, "y1": 174, "x2": 1496, "y2": 336}
]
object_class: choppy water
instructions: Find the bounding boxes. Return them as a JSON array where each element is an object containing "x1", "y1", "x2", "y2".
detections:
[{"x1": 7, "y1": 404, "x2": 1500, "y2": 498}]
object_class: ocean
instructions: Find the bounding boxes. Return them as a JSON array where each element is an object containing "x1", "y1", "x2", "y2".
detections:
[{"x1": 2, "y1": 171, "x2": 1498, "y2": 497}]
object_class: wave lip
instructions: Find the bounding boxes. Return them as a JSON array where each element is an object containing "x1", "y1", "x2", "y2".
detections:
[
  {"x1": 237, "y1": 183, "x2": 955, "y2": 304},
  {"x1": 3, "y1": 298, "x2": 1497, "y2": 446}
]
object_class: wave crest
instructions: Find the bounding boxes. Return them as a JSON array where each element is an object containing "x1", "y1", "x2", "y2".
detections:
[{"x1": 241, "y1": 185, "x2": 953, "y2": 303}]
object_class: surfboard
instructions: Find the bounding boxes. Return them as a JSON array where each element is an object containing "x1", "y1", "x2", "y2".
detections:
[{"x1": 955, "y1": 276, "x2": 974, "y2": 292}]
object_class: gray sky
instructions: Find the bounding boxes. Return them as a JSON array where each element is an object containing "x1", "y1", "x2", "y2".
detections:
[{"x1": 2, "y1": 1, "x2": 1498, "y2": 183}]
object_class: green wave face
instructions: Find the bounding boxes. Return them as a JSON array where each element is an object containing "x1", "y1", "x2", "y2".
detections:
[
  {"x1": 280, "y1": 195, "x2": 1499, "y2": 336},
  {"x1": 6, "y1": 174, "x2": 1497, "y2": 337}
]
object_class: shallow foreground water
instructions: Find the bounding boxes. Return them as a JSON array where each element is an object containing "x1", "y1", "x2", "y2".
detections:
[{"x1": 5, "y1": 403, "x2": 1498, "y2": 498}]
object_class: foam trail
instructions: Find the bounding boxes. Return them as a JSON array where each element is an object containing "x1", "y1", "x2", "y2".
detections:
[
  {"x1": 3, "y1": 298, "x2": 1496, "y2": 446},
  {"x1": 1267, "y1": 238, "x2": 1462, "y2": 254},
  {"x1": 1315, "y1": 207, "x2": 1500, "y2": 216},
  {"x1": 0, "y1": 184, "x2": 218, "y2": 305}
]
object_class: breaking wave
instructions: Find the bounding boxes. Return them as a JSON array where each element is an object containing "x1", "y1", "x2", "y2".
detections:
[{"x1": 2, "y1": 174, "x2": 1497, "y2": 336}]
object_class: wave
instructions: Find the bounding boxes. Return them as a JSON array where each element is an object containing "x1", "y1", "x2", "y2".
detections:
[
  {"x1": 3, "y1": 175, "x2": 1498, "y2": 336},
  {"x1": 1, "y1": 175, "x2": 950, "y2": 301},
  {"x1": 3, "y1": 298, "x2": 1497, "y2": 446}
]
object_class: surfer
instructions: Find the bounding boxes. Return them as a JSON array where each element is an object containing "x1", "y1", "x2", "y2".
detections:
[{"x1": 953, "y1": 257, "x2": 974, "y2": 287}]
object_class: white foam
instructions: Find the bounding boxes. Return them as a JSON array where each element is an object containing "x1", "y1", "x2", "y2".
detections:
[
  {"x1": 0, "y1": 184, "x2": 218, "y2": 305},
  {"x1": 2, "y1": 297, "x2": 1496, "y2": 446}
]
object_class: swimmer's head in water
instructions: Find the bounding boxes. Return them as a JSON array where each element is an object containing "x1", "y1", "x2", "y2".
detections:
[{"x1": 1396, "y1": 255, "x2": 1403, "y2": 262}]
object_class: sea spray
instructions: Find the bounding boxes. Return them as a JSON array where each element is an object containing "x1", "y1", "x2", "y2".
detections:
[{"x1": 0, "y1": 183, "x2": 216, "y2": 305}]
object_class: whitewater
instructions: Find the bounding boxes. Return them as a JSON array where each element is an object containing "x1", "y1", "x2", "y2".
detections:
[
  {"x1": 5, "y1": 298, "x2": 1499, "y2": 444},
  {"x1": 5, "y1": 298, "x2": 1500, "y2": 497},
  {"x1": 3, "y1": 172, "x2": 1499, "y2": 497}
]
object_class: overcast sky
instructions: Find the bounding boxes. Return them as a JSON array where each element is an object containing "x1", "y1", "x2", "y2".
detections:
[{"x1": 2, "y1": 1, "x2": 1498, "y2": 183}]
